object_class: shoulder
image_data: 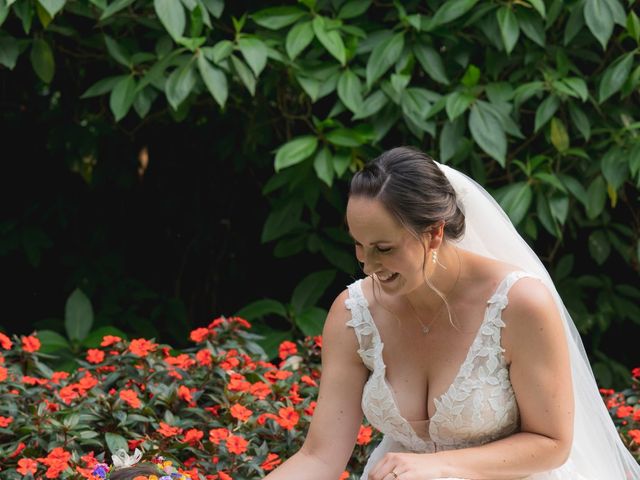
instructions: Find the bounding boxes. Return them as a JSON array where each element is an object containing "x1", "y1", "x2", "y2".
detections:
[
  {"x1": 501, "y1": 275, "x2": 566, "y2": 364},
  {"x1": 321, "y1": 287, "x2": 364, "y2": 363}
]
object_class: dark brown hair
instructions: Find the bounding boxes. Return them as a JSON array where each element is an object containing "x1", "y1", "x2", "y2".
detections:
[
  {"x1": 109, "y1": 463, "x2": 164, "y2": 480},
  {"x1": 348, "y1": 146, "x2": 465, "y2": 242}
]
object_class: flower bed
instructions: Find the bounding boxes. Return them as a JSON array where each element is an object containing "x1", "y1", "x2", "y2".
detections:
[
  {"x1": 0, "y1": 319, "x2": 377, "y2": 479},
  {"x1": 0, "y1": 320, "x2": 637, "y2": 479}
]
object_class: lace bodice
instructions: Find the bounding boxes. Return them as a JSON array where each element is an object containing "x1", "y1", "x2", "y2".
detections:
[{"x1": 345, "y1": 270, "x2": 538, "y2": 453}]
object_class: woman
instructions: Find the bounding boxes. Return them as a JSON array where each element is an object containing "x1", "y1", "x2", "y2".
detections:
[{"x1": 263, "y1": 147, "x2": 639, "y2": 479}]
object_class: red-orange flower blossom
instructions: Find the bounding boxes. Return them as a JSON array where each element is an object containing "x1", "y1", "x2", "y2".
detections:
[
  {"x1": 119, "y1": 389, "x2": 141, "y2": 408},
  {"x1": 226, "y1": 434, "x2": 249, "y2": 454},
  {"x1": 22, "y1": 335, "x2": 41, "y2": 352},
  {"x1": 86, "y1": 349, "x2": 105, "y2": 364}
]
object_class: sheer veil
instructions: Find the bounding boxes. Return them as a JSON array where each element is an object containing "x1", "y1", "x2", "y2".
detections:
[{"x1": 436, "y1": 161, "x2": 640, "y2": 479}]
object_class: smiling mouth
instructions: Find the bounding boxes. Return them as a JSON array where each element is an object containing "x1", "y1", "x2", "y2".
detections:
[{"x1": 377, "y1": 272, "x2": 399, "y2": 282}]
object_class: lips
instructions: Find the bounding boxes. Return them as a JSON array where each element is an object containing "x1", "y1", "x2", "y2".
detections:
[{"x1": 377, "y1": 272, "x2": 398, "y2": 282}]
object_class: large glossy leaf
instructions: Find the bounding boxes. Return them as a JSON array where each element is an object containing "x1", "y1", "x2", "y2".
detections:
[
  {"x1": 588, "y1": 230, "x2": 611, "y2": 265},
  {"x1": 38, "y1": 0, "x2": 65, "y2": 17},
  {"x1": 586, "y1": 176, "x2": 606, "y2": 219},
  {"x1": 291, "y1": 270, "x2": 336, "y2": 315},
  {"x1": 584, "y1": 0, "x2": 614, "y2": 49},
  {"x1": 601, "y1": 148, "x2": 628, "y2": 190},
  {"x1": 296, "y1": 307, "x2": 326, "y2": 336},
  {"x1": 274, "y1": 135, "x2": 318, "y2": 171},
  {"x1": 285, "y1": 20, "x2": 314, "y2": 59},
  {"x1": 99, "y1": 0, "x2": 134, "y2": 20},
  {"x1": 598, "y1": 52, "x2": 634, "y2": 103},
  {"x1": 365, "y1": 31, "x2": 404, "y2": 87},
  {"x1": 550, "y1": 117, "x2": 569, "y2": 152},
  {"x1": 353, "y1": 90, "x2": 388, "y2": 120},
  {"x1": 235, "y1": 299, "x2": 287, "y2": 320},
  {"x1": 30, "y1": 38, "x2": 55, "y2": 83},
  {"x1": 109, "y1": 75, "x2": 136, "y2": 121},
  {"x1": 313, "y1": 147, "x2": 334, "y2": 187},
  {"x1": 238, "y1": 37, "x2": 267, "y2": 77},
  {"x1": 312, "y1": 16, "x2": 346, "y2": 65},
  {"x1": 65, "y1": 288, "x2": 94, "y2": 342},
  {"x1": 165, "y1": 60, "x2": 196, "y2": 110},
  {"x1": 445, "y1": 91, "x2": 474, "y2": 121},
  {"x1": 469, "y1": 101, "x2": 506, "y2": 165},
  {"x1": 497, "y1": 6, "x2": 519, "y2": 54},
  {"x1": 534, "y1": 95, "x2": 559, "y2": 132},
  {"x1": 413, "y1": 43, "x2": 449, "y2": 85},
  {"x1": 568, "y1": 102, "x2": 591, "y2": 140},
  {"x1": 230, "y1": 55, "x2": 255, "y2": 95},
  {"x1": 251, "y1": 6, "x2": 305, "y2": 30},
  {"x1": 497, "y1": 182, "x2": 532, "y2": 225},
  {"x1": 197, "y1": 53, "x2": 227, "y2": 107},
  {"x1": 337, "y1": 69, "x2": 363, "y2": 114},
  {"x1": 338, "y1": 0, "x2": 372, "y2": 19},
  {"x1": 0, "y1": 36, "x2": 20, "y2": 69},
  {"x1": 430, "y1": 0, "x2": 479, "y2": 28},
  {"x1": 154, "y1": 0, "x2": 185, "y2": 40},
  {"x1": 261, "y1": 201, "x2": 304, "y2": 242}
]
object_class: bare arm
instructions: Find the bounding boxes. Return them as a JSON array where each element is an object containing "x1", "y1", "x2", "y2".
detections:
[
  {"x1": 264, "y1": 289, "x2": 370, "y2": 479},
  {"x1": 434, "y1": 278, "x2": 574, "y2": 478}
]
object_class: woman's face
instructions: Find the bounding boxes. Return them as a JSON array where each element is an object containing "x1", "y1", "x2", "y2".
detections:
[{"x1": 346, "y1": 196, "x2": 430, "y2": 293}]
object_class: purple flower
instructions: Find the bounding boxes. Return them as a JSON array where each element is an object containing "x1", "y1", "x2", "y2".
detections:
[{"x1": 91, "y1": 464, "x2": 109, "y2": 478}]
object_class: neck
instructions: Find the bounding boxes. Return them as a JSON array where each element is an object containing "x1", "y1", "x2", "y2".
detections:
[{"x1": 404, "y1": 242, "x2": 465, "y2": 315}]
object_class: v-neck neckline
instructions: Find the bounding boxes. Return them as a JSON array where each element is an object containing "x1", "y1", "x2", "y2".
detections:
[{"x1": 355, "y1": 270, "x2": 522, "y2": 441}]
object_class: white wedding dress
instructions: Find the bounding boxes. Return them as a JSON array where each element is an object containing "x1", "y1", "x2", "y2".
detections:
[{"x1": 345, "y1": 270, "x2": 592, "y2": 480}]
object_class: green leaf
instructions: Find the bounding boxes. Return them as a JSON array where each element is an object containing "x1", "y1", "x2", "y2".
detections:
[
  {"x1": 313, "y1": 147, "x2": 334, "y2": 187},
  {"x1": 560, "y1": 78, "x2": 588, "y2": 102},
  {"x1": 601, "y1": 149, "x2": 628, "y2": 190},
  {"x1": 99, "y1": 0, "x2": 134, "y2": 20},
  {"x1": 461, "y1": 65, "x2": 480, "y2": 88},
  {"x1": 261, "y1": 202, "x2": 304, "y2": 242},
  {"x1": 445, "y1": 91, "x2": 474, "y2": 121},
  {"x1": 274, "y1": 135, "x2": 318, "y2": 171},
  {"x1": 528, "y1": 0, "x2": 546, "y2": 18},
  {"x1": 230, "y1": 55, "x2": 255, "y2": 95},
  {"x1": 413, "y1": 43, "x2": 449, "y2": 85},
  {"x1": 291, "y1": 270, "x2": 336, "y2": 315},
  {"x1": 37, "y1": 330, "x2": 71, "y2": 353},
  {"x1": 201, "y1": 0, "x2": 223, "y2": 18},
  {"x1": 353, "y1": 90, "x2": 388, "y2": 120},
  {"x1": 469, "y1": 101, "x2": 506, "y2": 165},
  {"x1": 154, "y1": 0, "x2": 185, "y2": 40},
  {"x1": 296, "y1": 307, "x2": 326, "y2": 336},
  {"x1": 251, "y1": 6, "x2": 305, "y2": 30},
  {"x1": 337, "y1": 69, "x2": 363, "y2": 114},
  {"x1": 550, "y1": 117, "x2": 569, "y2": 152},
  {"x1": 81, "y1": 75, "x2": 128, "y2": 99},
  {"x1": 598, "y1": 52, "x2": 634, "y2": 103},
  {"x1": 204, "y1": 40, "x2": 233, "y2": 64},
  {"x1": 104, "y1": 35, "x2": 131, "y2": 67},
  {"x1": 536, "y1": 192, "x2": 559, "y2": 237},
  {"x1": 312, "y1": 16, "x2": 346, "y2": 65},
  {"x1": 586, "y1": 176, "x2": 606, "y2": 219},
  {"x1": 165, "y1": 60, "x2": 196, "y2": 110},
  {"x1": 588, "y1": 230, "x2": 610, "y2": 265},
  {"x1": 0, "y1": 36, "x2": 20, "y2": 70},
  {"x1": 439, "y1": 118, "x2": 465, "y2": 163},
  {"x1": 197, "y1": 53, "x2": 227, "y2": 108},
  {"x1": 558, "y1": 174, "x2": 588, "y2": 206},
  {"x1": 325, "y1": 128, "x2": 363, "y2": 147},
  {"x1": 628, "y1": 11, "x2": 640, "y2": 43},
  {"x1": 366, "y1": 31, "x2": 404, "y2": 87},
  {"x1": 109, "y1": 75, "x2": 136, "y2": 121},
  {"x1": 497, "y1": 182, "x2": 532, "y2": 225},
  {"x1": 286, "y1": 20, "x2": 314, "y2": 60},
  {"x1": 430, "y1": 0, "x2": 479, "y2": 28},
  {"x1": 238, "y1": 37, "x2": 267, "y2": 77},
  {"x1": 133, "y1": 86, "x2": 156, "y2": 118},
  {"x1": 534, "y1": 95, "x2": 559, "y2": 132},
  {"x1": 338, "y1": 0, "x2": 371, "y2": 19},
  {"x1": 568, "y1": 102, "x2": 590, "y2": 140},
  {"x1": 518, "y1": 9, "x2": 545, "y2": 47},
  {"x1": 235, "y1": 299, "x2": 287, "y2": 320},
  {"x1": 38, "y1": 0, "x2": 65, "y2": 17},
  {"x1": 584, "y1": 0, "x2": 614, "y2": 49},
  {"x1": 30, "y1": 38, "x2": 55, "y2": 83},
  {"x1": 497, "y1": 6, "x2": 519, "y2": 54},
  {"x1": 65, "y1": 288, "x2": 94, "y2": 342},
  {"x1": 105, "y1": 433, "x2": 128, "y2": 455}
]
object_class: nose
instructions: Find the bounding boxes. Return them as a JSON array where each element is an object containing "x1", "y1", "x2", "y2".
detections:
[{"x1": 356, "y1": 248, "x2": 381, "y2": 275}]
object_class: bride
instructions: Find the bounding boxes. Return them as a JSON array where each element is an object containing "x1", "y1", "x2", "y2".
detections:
[{"x1": 262, "y1": 147, "x2": 640, "y2": 479}]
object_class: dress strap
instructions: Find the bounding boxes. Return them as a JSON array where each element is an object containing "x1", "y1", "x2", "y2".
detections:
[
  {"x1": 486, "y1": 270, "x2": 541, "y2": 313},
  {"x1": 345, "y1": 279, "x2": 378, "y2": 371}
]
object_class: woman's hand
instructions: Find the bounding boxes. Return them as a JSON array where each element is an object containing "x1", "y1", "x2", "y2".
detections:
[{"x1": 368, "y1": 452, "x2": 449, "y2": 480}]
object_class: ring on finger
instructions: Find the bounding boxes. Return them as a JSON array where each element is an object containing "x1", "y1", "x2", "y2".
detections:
[{"x1": 390, "y1": 471, "x2": 399, "y2": 479}]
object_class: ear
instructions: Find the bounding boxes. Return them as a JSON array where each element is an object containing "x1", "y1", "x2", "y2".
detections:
[{"x1": 422, "y1": 221, "x2": 445, "y2": 250}]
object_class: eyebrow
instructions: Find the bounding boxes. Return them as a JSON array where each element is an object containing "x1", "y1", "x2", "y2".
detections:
[{"x1": 347, "y1": 229, "x2": 392, "y2": 245}]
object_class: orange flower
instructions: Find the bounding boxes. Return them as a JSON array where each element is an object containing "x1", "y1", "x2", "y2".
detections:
[
  {"x1": 257, "y1": 413, "x2": 279, "y2": 426},
  {"x1": 277, "y1": 406, "x2": 299, "y2": 430},
  {"x1": 231, "y1": 316, "x2": 251, "y2": 329},
  {"x1": 190, "y1": 327, "x2": 211, "y2": 343},
  {"x1": 0, "y1": 366, "x2": 8, "y2": 382},
  {"x1": 249, "y1": 381, "x2": 271, "y2": 400},
  {"x1": 86, "y1": 349, "x2": 105, "y2": 364},
  {"x1": 260, "y1": 453, "x2": 281, "y2": 471},
  {"x1": 196, "y1": 348, "x2": 212, "y2": 366},
  {"x1": 304, "y1": 401, "x2": 317, "y2": 416},
  {"x1": 217, "y1": 472, "x2": 233, "y2": 480},
  {"x1": 9, "y1": 442, "x2": 26, "y2": 458},
  {"x1": 209, "y1": 428, "x2": 230, "y2": 445},
  {"x1": 183, "y1": 428, "x2": 204, "y2": 445},
  {"x1": 0, "y1": 415, "x2": 13, "y2": 427},
  {"x1": 230, "y1": 403, "x2": 253, "y2": 422},
  {"x1": 278, "y1": 341, "x2": 297, "y2": 360},
  {"x1": 17, "y1": 458, "x2": 38, "y2": 475},
  {"x1": 37, "y1": 447, "x2": 71, "y2": 478},
  {"x1": 632, "y1": 367, "x2": 640, "y2": 379},
  {"x1": 51, "y1": 371, "x2": 70, "y2": 384},
  {"x1": 128, "y1": 338, "x2": 157, "y2": 357},
  {"x1": 158, "y1": 422, "x2": 183, "y2": 437},
  {"x1": 100, "y1": 335, "x2": 122, "y2": 347},
  {"x1": 617, "y1": 405, "x2": 634, "y2": 418},
  {"x1": 629, "y1": 429, "x2": 640, "y2": 444},
  {"x1": 0, "y1": 332, "x2": 12, "y2": 349},
  {"x1": 313, "y1": 335, "x2": 322, "y2": 349},
  {"x1": 264, "y1": 370, "x2": 293, "y2": 383},
  {"x1": 119, "y1": 389, "x2": 141, "y2": 408},
  {"x1": 22, "y1": 335, "x2": 41, "y2": 353},
  {"x1": 226, "y1": 434, "x2": 248, "y2": 454},
  {"x1": 339, "y1": 471, "x2": 349, "y2": 480},
  {"x1": 356, "y1": 425, "x2": 373, "y2": 445},
  {"x1": 178, "y1": 385, "x2": 195, "y2": 404},
  {"x1": 228, "y1": 373, "x2": 251, "y2": 392},
  {"x1": 300, "y1": 375, "x2": 318, "y2": 387}
]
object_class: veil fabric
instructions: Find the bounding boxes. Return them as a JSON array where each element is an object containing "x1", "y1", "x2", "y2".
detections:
[{"x1": 436, "y1": 161, "x2": 640, "y2": 480}]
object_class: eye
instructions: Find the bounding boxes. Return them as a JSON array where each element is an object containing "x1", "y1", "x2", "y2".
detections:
[{"x1": 377, "y1": 247, "x2": 392, "y2": 253}]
